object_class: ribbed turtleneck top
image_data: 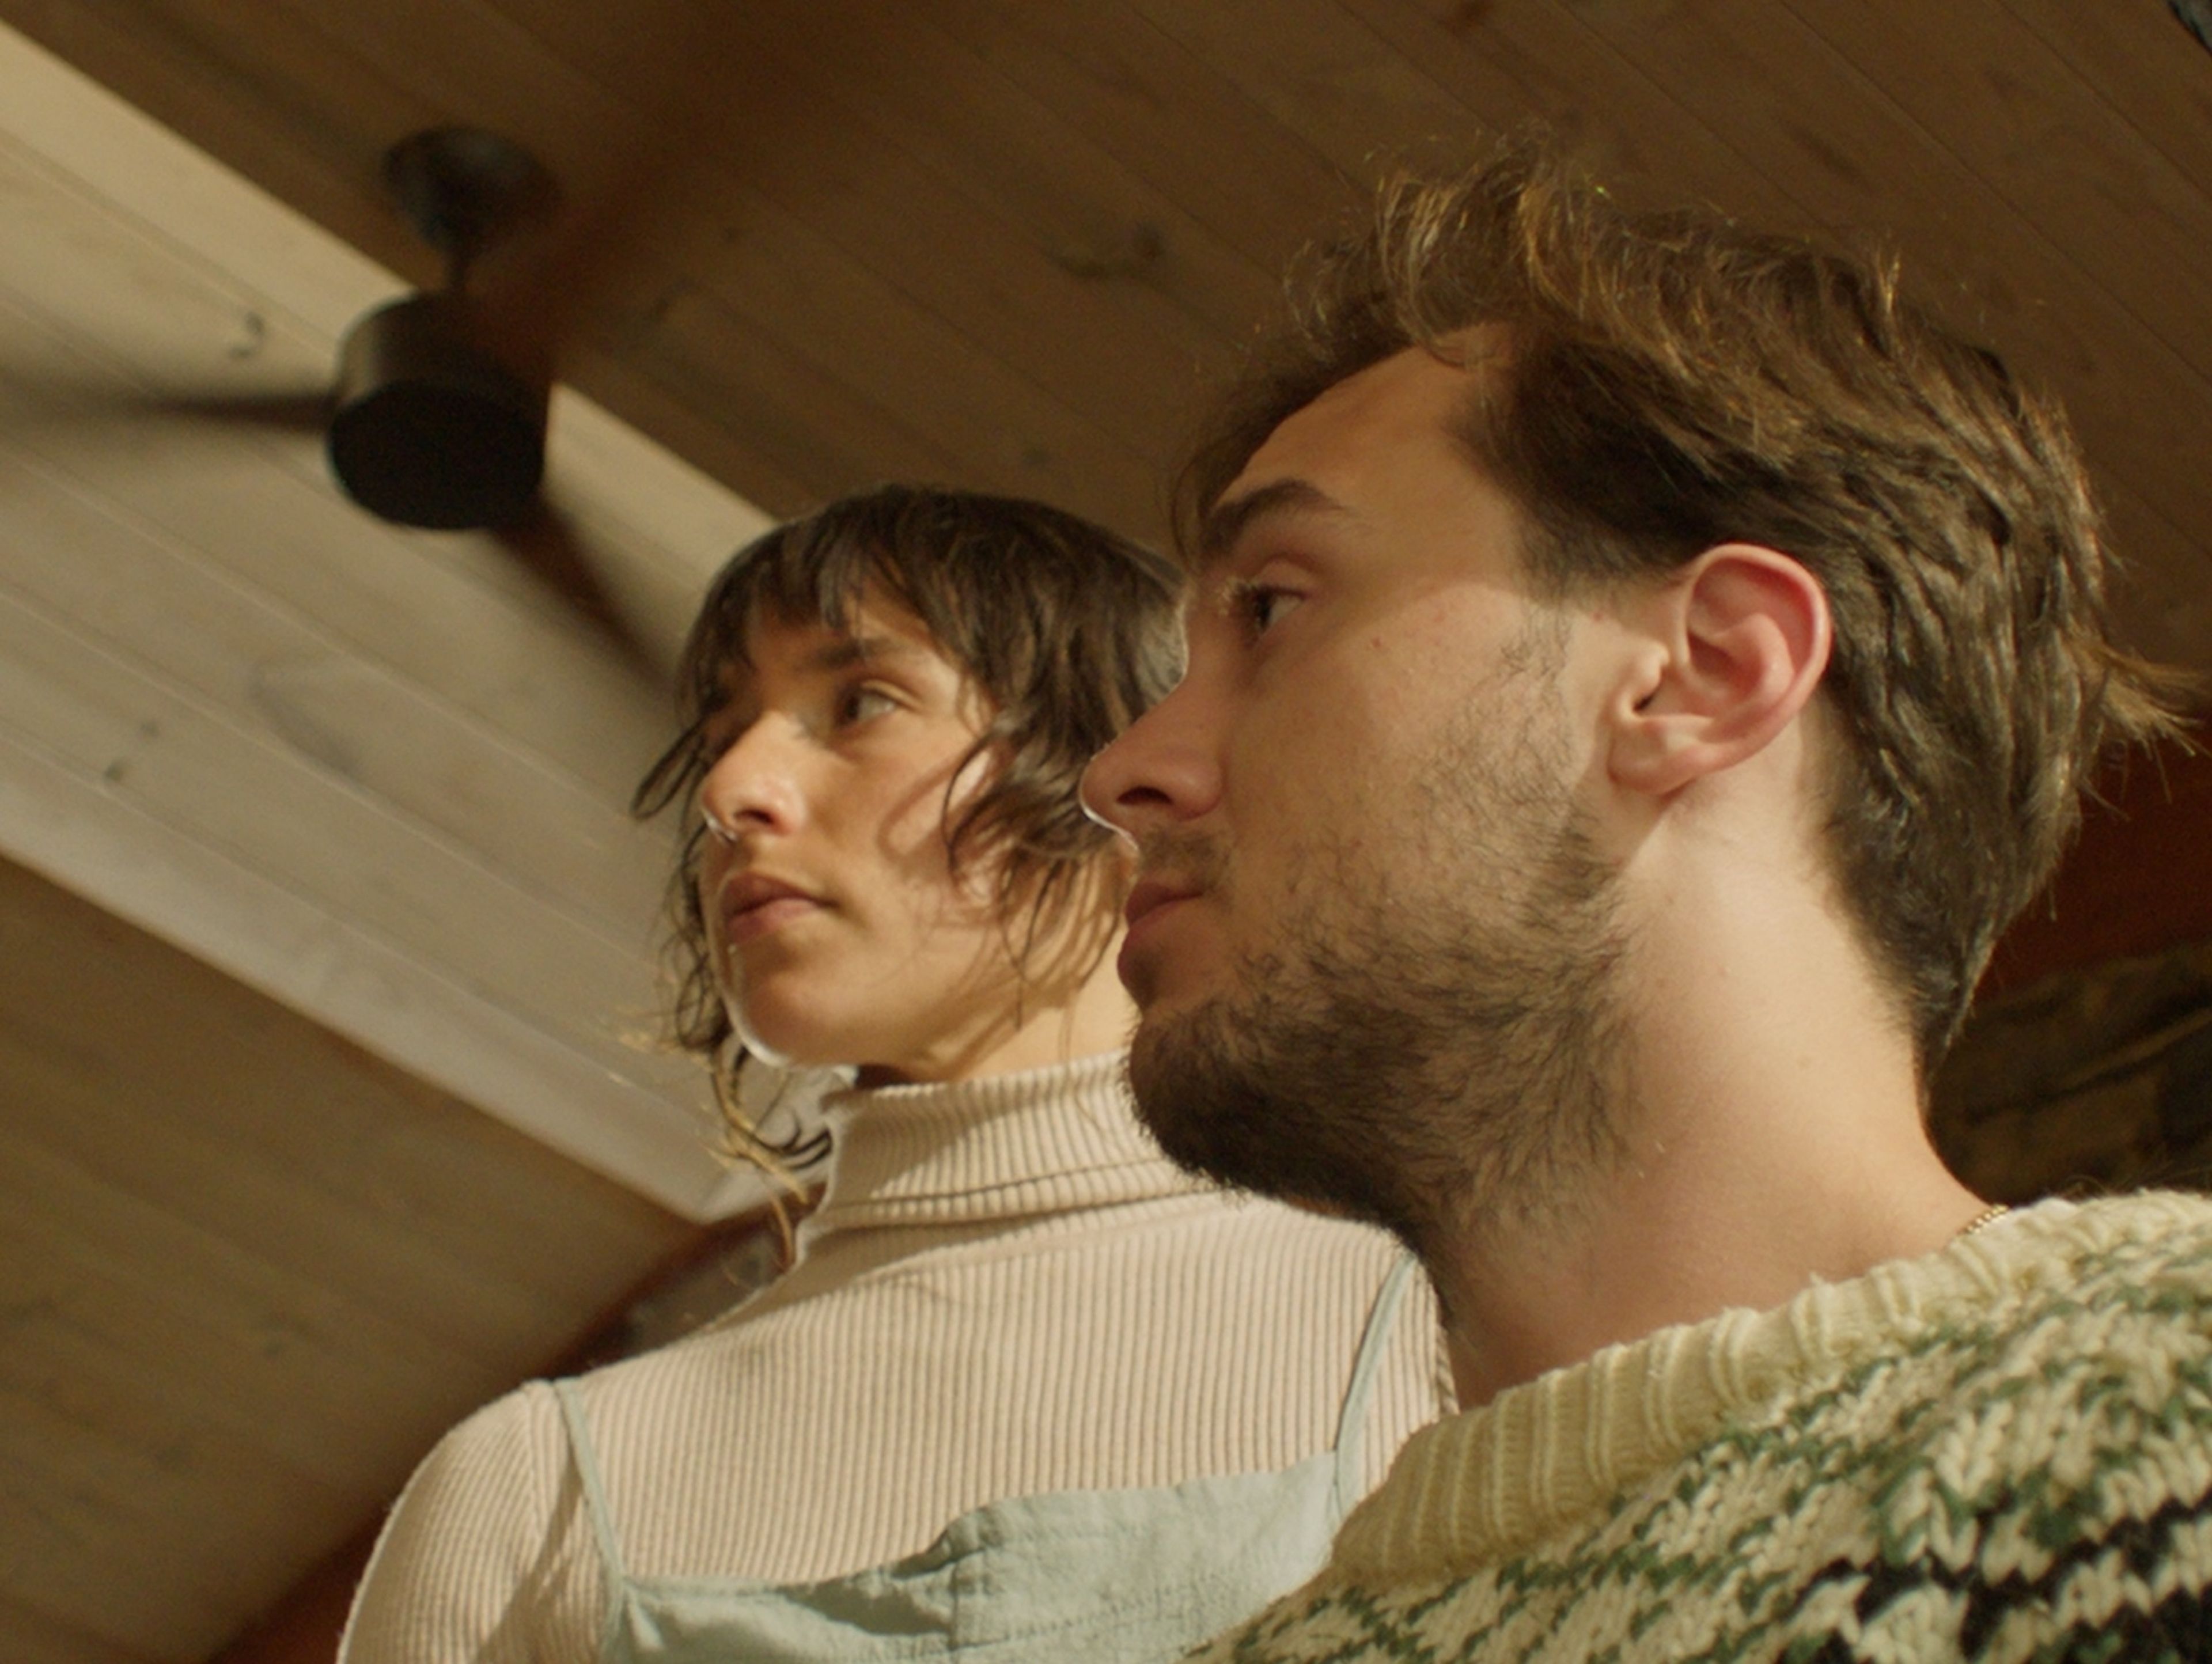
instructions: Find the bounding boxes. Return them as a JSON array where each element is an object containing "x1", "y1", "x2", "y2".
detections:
[{"x1": 340, "y1": 1052, "x2": 1451, "y2": 1664}]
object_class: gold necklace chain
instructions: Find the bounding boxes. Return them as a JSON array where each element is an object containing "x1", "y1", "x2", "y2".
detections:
[{"x1": 1956, "y1": 1201, "x2": 2012, "y2": 1239}]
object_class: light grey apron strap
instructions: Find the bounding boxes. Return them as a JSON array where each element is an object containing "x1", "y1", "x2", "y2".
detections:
[
  {"x1": 553, "y1": 1379, "x2": 631, "y2": 1618},
  {"x1": 1328, "y1": 1253, "x2": 1419, "y2": 1515}
]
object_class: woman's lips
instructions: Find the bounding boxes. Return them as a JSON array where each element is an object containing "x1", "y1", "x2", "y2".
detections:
[
  {"x1": 726, "y1": 895, "x2": 821, "y2": 943},
  {"x1": 719, "y1": 875, "x2": 825, "y2": 945}
]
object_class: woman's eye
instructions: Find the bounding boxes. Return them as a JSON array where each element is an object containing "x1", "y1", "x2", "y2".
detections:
[{"x1": 834, "y1": 684, "x2": 900, "y2": 726}]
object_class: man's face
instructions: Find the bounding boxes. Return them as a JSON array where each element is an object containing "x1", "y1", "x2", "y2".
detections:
[{"x1": 1080, "y1": 344, "x2": 1628, "y2": 1245}]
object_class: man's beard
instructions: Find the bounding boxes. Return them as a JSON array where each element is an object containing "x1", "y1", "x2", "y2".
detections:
[{"x1": 1127, "y1": 684, "x2": 1630, "y2": 1259}]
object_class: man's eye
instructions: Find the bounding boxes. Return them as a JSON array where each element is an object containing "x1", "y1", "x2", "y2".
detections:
[{"x1": 1229, "y1": 578, "x2": 1304, "y2": 640}]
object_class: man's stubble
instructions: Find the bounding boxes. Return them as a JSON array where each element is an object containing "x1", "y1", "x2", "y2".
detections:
[{"x1": 1127, "y1": 645, "x2": 1633, "y2": 1261}]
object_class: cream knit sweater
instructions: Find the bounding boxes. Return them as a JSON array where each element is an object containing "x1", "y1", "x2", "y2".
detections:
[
  {"x1": 1187, "y1": 1191, "x2": 2212, "y2": 1663},
  {"x1": 340, "y1": 1053, "x2": 1449, "y2": 1664}
]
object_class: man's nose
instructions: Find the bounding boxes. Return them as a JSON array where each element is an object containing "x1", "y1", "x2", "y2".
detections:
[
  {"x1": 699, "y1": 719, "x2": 805, "y2": 840},
  {"x1": 1080, "y1": 685, "x2": 1221, "y2": 842}
]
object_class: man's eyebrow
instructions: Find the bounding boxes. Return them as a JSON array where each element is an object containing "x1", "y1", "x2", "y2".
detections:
[{"x1": 1195, "y1": 478, "x2": 1350, "y2": 571}]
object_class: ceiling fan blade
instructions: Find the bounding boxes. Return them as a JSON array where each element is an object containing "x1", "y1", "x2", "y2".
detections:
[
  {"x1": 465, "y1": 6, "x2": 746, "y2": 375},
  {"x1": 5, "y1": 369, "x2": 329, "y2": 435},
  {"x1": 130, "y1": 389, "x2": 332, "y2": 432},
  {"x1": 489, "y1": 499, "x2": 668, "y2": 683}
]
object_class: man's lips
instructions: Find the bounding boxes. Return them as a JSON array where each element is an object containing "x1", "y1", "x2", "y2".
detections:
[
  {"x1": 718, "y1": 874, "x2": 825, "y2": 945},
  {"x1": 1123, "y1": 877, "x2": 1199, "y2": 933},
  {"x1": 1120, "y1": 875, "x2": 1204, "y2": 968}
]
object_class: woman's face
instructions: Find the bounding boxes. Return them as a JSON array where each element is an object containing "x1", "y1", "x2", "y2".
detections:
[{"x1": 694, "y1": 591, "x2": 1022, "y2": 1080}]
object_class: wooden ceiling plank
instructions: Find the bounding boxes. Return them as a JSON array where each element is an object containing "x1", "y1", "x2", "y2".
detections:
[
  {"x1": 1782, "y1": 0, "x2": 2212, "y2": 387},
  {"x1": 562, "y1": 344, "x2": 820, "y2": 521},
  {"x1": 923, "y1": 0, "x2": 1362, "y2": 273},
  {"x1": 747, "y1": 0, "x2": 1281, "y2": 342},
  {"x1": 635, "y1": 237, "x2": 1165, "y2": 532},
  {"x1": 0, "y1": 448, "x2": 671, "y2": 943},
  {"x1": 1123, "y1": 0, "x2": 1521, "y2": 209},
  {"x1": 2101, "y1": 482, "x2": 2212, "y2": 679},
  {"x1": 0, "y1": 1375, "x2": 338, "y2": 1664},
  {"x1": 0, "y1": 1199, "x2": 428, "y2": 1661},
  {"x1": 0, "y1": 0, "x2": 445, "y2": 289},
  {"x1": 1333, "y1": 0, "x2": 1809, "y2": 225},
  {"x1": 0, "y1": 480, "x2": 668, "y2": 972},
  {"x1": 482, "y1": 0, "x2": 1291, "y2": 343},
  {"x1": 0, "y1": 591, "x2": 684, "y2": 1076},
  {"x1": 0, "y1": 16, "x2": 395, "y2": 343},
  {"x1": 1359, "y1": 0, "x2": 2212, "y2": 613},
  {"x1": 0, "y1": 851, "x2": 696, "y2": 1662},
  {"x1": 594, "y1": 150, "x2": 1162, "y2": 528},
  {"x1": 1, "y1": 1094, "x2": 574, "y2": 1466},
  {"x1": 0, "y1": 1015, "x2": 680, "y2": 1366},
  {"x1": 247, "y1": 0, "x2": 1210, "y2": 469},
  {"x1": 0, "y1": 1109, "x2": 664, "y2": 1519},
  {"x1": 0, "y1": 314, "x2": 673, "y2": 810},
  {"x1": 613, "y1": 279, "x2": 997, "y2": 505},
  {"x1": 1996, "y1": 0, "x2": 2212, "y2": 200},
  {"x1": 0, "y1": 1595, "x2": 155, "y2": 1664},
  {"x1": 0, "y1": 723, "x2": 743, "y2": 1218},
  {"x1": 607, "y1": 67, "x2": 1221, "y2": 462},
  {"x1": 0, "y1": 1188, "x2": 424, "y2": 1504},
  {"x1": 537, "y1": 387, "x2": 773, "y2": 594},
  {"x1": 525, "y1": 169, "x2": 1166, "y2": 530}
]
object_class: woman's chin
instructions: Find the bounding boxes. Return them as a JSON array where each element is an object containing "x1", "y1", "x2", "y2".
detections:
[{"x1": 729, "y1": 999, "x2": 854, "y2": 1073}]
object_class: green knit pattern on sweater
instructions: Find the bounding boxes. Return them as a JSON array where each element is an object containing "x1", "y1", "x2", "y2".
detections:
[{"x1": 1196, "y1": 1206, "x2": 2212, "y2": 1663}]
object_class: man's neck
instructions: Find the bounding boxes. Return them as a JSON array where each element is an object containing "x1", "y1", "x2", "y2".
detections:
[
  {"x1": 1435, "y1": 1136, "x2": 1985, "y2": 1408},
  {"x1": 1429, "y1": 884, "x2": 1986, "y2": 1408}
]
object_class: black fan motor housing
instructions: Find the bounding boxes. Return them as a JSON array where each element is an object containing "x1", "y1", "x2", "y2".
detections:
[{"x1": 328, "y1": 293, "x2": 547, "y2": 530}]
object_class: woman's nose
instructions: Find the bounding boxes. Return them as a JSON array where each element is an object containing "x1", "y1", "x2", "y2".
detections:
[{"x1": 698, "y1": 719, "x2": 806, "y2": 842}]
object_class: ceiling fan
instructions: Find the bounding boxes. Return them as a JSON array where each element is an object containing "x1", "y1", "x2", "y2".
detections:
[
  {"x1": 12, "y1": 116, "x2": 706, "y2": 681},
  {"x1": 288, "y1": 124, "x2": 674, "y2": 677},
  {"x1": 327, "y1": 126, "x2": 559, "y2": 535},
  {"x1": 311, "y1": 124, "x2": 671, "y2": 678}
]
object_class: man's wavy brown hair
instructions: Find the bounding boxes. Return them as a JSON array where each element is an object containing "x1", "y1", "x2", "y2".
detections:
[
  {"x1": 1178, "y1": 141, "x2": 2187, "y2": 1067},
  {"x1": 632, "y1": 484, "x2": 1184, "y2": 1162}
]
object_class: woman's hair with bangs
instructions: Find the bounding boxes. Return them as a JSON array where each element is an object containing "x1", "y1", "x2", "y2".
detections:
[{"x1": 632, "y1": 484, "x2": 1184, "y2": 1152}]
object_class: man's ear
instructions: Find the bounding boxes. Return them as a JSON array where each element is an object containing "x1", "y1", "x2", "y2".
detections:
[{"x1": 1608, "y1": 544, "x2": 1832, "y2": 798}]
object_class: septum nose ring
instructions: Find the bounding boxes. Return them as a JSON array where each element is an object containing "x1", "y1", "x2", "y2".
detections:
[{"x1": 701, "y1": 802, "x2": 741, "y2": 844}]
